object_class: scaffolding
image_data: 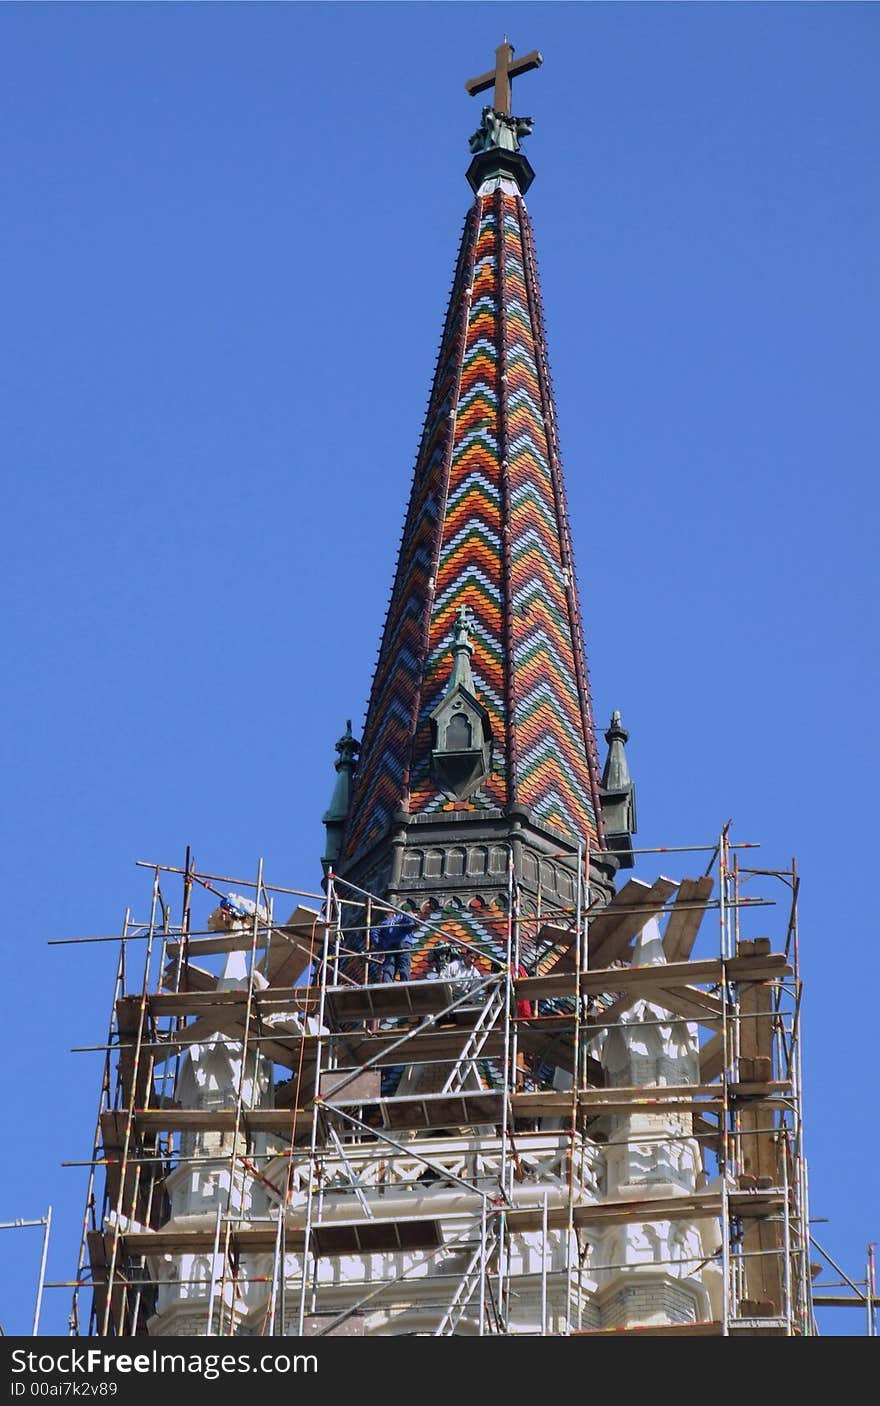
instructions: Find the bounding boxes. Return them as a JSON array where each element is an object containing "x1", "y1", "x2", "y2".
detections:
[{"x1": 54, "y1": 830, "x2": 826, "y2": 1336}]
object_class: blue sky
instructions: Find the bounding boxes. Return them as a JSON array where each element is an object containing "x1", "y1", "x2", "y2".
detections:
[{"x1": 1, "y1": 2, "x2": 877, "y2": 1336}]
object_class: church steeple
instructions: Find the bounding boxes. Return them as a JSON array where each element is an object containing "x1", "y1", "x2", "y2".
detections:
[{"x1": 334, "y1": 46, "x2": 616, "y2": 914}]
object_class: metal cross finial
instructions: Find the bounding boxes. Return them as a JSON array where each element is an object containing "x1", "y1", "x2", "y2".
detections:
[{"x1": 465, "y1": 40, "x2": 543, "y2": 117}]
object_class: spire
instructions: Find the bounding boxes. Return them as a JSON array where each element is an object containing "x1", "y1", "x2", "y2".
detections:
[
  {"x1": 448, "y1": 604, "x2": 476, "y2": 694},
  {"x1": 600, "y1": 710, "x2": 637, "y2": 869},
  {"x1": 338, "y1": 48, "x2": 608, "y2": 884},
  {"x1": 331, "y1": 46, "x2": 612, "y2": 911},
  {"x1": 322, "y1": 720, "x2": 359, "y2": 868},
  {"x1": 465, "y1": 40, "x2": 543, "y2": 196}
]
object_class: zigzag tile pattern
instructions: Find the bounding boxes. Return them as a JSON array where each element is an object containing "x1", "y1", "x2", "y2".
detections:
[
  {"x1": 408, "y1": 902, "x2": 510, "y2": 981},
  {"x1": 407, "y1": 902, "x2": 559, "y2": 991},
  {"x1": 409, "y1": 203, "x2": 507, "y2": 810},
  {"x1": 501, "y1": 205, "x2": 599, "y2": 839},
  {"x1": 342, "y1": 212, "x2": 479, "y2": 860},
  {"x1": 341, "y1": 192, "x2": 601, "y2": 865}
]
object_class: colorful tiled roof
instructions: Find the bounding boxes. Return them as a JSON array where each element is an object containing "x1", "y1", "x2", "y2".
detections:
[{"x1": 341, "y1": 188, "x2": 604, "y2": 864}]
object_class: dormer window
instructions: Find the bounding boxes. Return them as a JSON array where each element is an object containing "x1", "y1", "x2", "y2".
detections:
[
  {"x1": 429, "y1": 604, "x2": 494, "y2": 800},
  {"x1": 446, "y1": 711, "x2": 473, "y2": 750},
  {"x1": 430, "y1": 685, "x2": 492, "y2": 799}
]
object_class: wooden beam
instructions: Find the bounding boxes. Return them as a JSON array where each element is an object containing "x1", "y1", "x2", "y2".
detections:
[
  {"x1": 145, "y1": 987, "x2": 321, "y2": 1018},
  {"x1": 573, "y1": 1320, "x2": 724, "y2": 1337},
  {"x1": 538, "y1": 879, "x2": 661, "y2": 975},
  {"x1": 107, "y1": 1225, "x2": 290, "y2": 1256},
  {"x1": 512, "y1": 1085, "x2": 725, "y2": 1118},
  {"x1": 103, "y1": 1184, "x2": 784, "y2": 1262},
  {"x1": 737, "y1": 972, "x2": 782, "y2": 1312},
  {"x1": 260, "y1": 907, "x2": 325, "y2": 987},
  {"x1": 663, "y1": 876, "x2": 714, "y2": 962},
  {"x1": 517, "y1": 951, "x2": 790, "y2": 1004},
  {"x1": 324, "y1": 977, "x2": 474, "y2": 1025},
  {"x1": 649, "y1": 985, "x2": 724, "y2": 1024},
  {"x1": 699, "y1": 1031, "x2": 726, "y2": 1082},
  {"x1": 164, "y1": 906, "x2": 325, "y2": 962},
  {"x1": 345, "y1": 1028, "x2": 506, "y2": 1068},
  {"x1": 101, "y1": 1108, "x2": 306, "y2": 1138},
  {"x1": 589, "y1": 877, "x2": 679, "y2": 968},
  {"x1": 161, "y1": 962, "x2": 217, "y2": 993}
]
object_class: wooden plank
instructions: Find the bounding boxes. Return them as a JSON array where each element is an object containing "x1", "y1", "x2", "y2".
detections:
[
  {"x1": 145, "y1": 987, "x2": 320, "y2": 1018},
  {"x1": 102, "y1": 1108, "x2": 307, "y2": 1138},
  {"x1": 533, "y1": 923, "x2": 576, "y2": 971},
  {"x1": 102, "y1": 1178, "x2": 785, "y2": 1270},
  {"x1": 538, "y1": 880, "x2": 657, "y2": 975},
  {"x1": 811, "y1": 1294, "x2": 874, "y2": 1308},
  {"x1": 726, "y1": 953, "x2": 792, "y2": 980},
  {"x1": 112, "y1": 1219, "x2": 434, "y2": 1259},
  {"x1": 505, "y1": 1187, "x2": 782, "y2": 1234},
  {"x1": 590, "y1": 877, "x2": 679, "y2": 968},
  {"x1": 588, "y1": 978, "x2": 724, "y2": 1027},
  {"x1": 162, "y1": 962, "x2": 217, "y2": 993},
  {"x1": 592, "y1": 991, "x2": 640, "y2": 1027},
  {"x1": 517, "y1": 952, "x2": 790, "y2": 1004},
  {"x1": 586, "y1": 986, "x2": 721, "y2": 1034},
  {"x1": 382, "y1": 1090, "x2": 504, "y2": 1132},
  {"x1": 114, "y1": 998, "x2": 162, "y2": 1109},
  {"x1": 512, "y1": 1085, "x2": 725, "y2": 1118},
  {"x1": 740, "y1": 982, "x2": 774, "y2": 1069},
  {"x1": 516, "y1": 1025, "x2": 604, "y2": 1085},
  {"x1": 260, "y1": 907, "x2": 326, "y2": 987},
  {"x1": 699, "y1": 1031, "x2": 726, "y2": 1083},
  {"x1": 692, "y1": 1113, "x2": 722, "y2": 1150},
  {"x1": 584, "y1": 879, "x2": 656, "y2": 955},
  {"x1": 573, "y1": 1320, "x2": 724, "y2": 1337},
  {"x1": 87, "y1": 1230, "x2": 113, "y2": 1334},
  {"x1": 324, "y1": 977, "x2": 476, "y2": 1025},
  {"x1": 730, "y1": 1079, "x2": 791, "y2": 1097},
  {"x1": 105, "y1": 1091, "x2": 569, "y2": 1139},
  {"x1": 100, "y1": 1107, "x2": 166, "y2": 1226},
  {"x1": 147, "y1": 989, "x2": 247, "y2": 1015},
  {"x1": 322, "y1": 1088, "x2": 504, "y2": 1132},
  {"x1": 320, "y1": 1069, "x2": 382, "y2": 1102},
  {"x1": 663, "y1": 876, "x2": 714, "y2": 962},
  {"x1": 115, "y1": 996, "x2": 143, "y2": 1039},
  {"x1": 165, "y1": 933, "x2": 256, "y2": 957},
  {"x1": 149, "y1": 1011, "x2": 247, "y2": 1058},
  {"x1": 110, "y1": 1226, "x2": 290, "y2": 1256},
  {"x1": 148, "y1": 1014, "x2": 315, "y2": 1072},
  {"x1": 273, "y1": 1076, "x2": 316, "y2": 1114},
  {"x1": 736, "y1": 938, "x2": 771, "y2": 958},
  {"x1": 649, "y1": 985, "x2": 724, "y2": 1024},
  {"x1": 139, "y1": 952, "x2": 787, "y2": 1020},
  {"x1": 313, "y1": 1220, "x2": 442, "y2": 1256},
  {"x1": 738, "y1": 973, "x2": 782, "y2": 1313},
  {"x1": 164, "y1": 907, "x2": 325, "y2": 961},
  {"x1": 344, "y1": 1028, "x2": 506, "y2": 1068}
]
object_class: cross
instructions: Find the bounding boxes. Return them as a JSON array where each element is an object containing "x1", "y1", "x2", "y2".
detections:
[{"x1": 465, "y1": 40, "x2": 543, "y2": 117}]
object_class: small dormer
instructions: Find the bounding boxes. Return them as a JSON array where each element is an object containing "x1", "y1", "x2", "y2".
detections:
[{"x1": 430, "y1": 606, "x2": 493, "y2": 800}]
